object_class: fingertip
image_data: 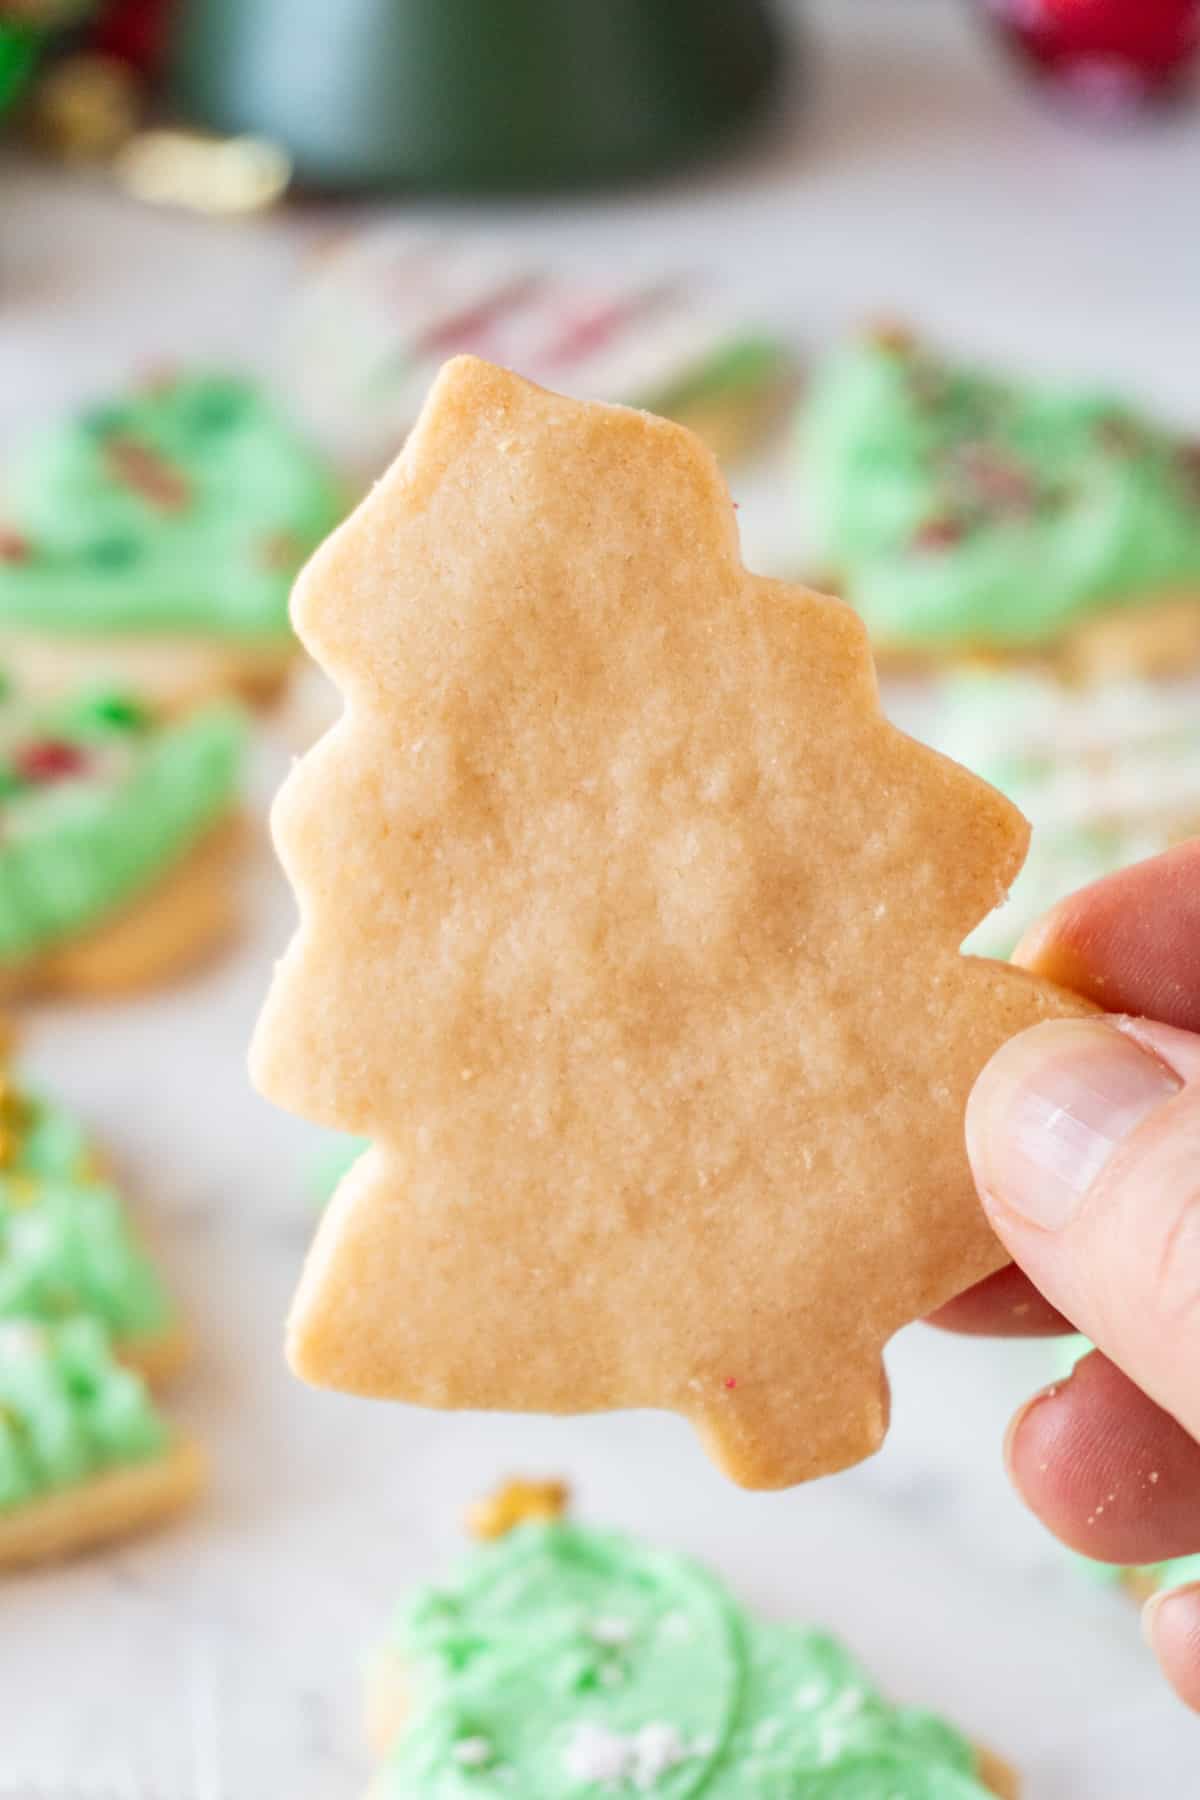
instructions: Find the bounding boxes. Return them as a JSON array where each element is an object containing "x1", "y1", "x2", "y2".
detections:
[
  {"x1": 925, "y1": 1264, "x2": 1071, "y2": 1337},
  {"x1": 1011, "y1": 904, "x2": 1064, "y2": 977},
  {"x1": 1012, "y1": 841, "x2": 1200, "y2": 1031},
  {"x1": 1143, "y1": 1583, "x2": 1200, "y2": 1713},
  {"x1": 1002, "y1": 1372, "x2": 1071, "y2": 1488},
  {"x1": 1005, "y1": 1352, "x2": 1200, "y2": 1565}
]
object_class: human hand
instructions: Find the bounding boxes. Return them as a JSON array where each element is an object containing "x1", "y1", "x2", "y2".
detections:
[{"x1": 932, "y1": 840, "x2": 1200, "y2": 1708}]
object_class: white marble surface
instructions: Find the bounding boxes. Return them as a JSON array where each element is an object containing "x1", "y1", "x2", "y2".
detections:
[{"x1": 2, "y1": 2, "x2": 1200, "y2": 1793}]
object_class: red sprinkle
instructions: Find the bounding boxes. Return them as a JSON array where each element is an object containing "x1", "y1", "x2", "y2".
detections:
[
  {"x1": 104, "y1": 436, "x2": 191, "y2": 512},
  {"x1": 723, "y1": 1377, "x2": 737, "y2": 1390},
  {"x1": 912, "y1": 516, "x2": 964, "y2": 551},
  {"x1": 16, "y1": 739, "x2": 89, "y2": 782},
  {"x1": 258, "y1": 530, "x2": 305, "y2": 571},
  {"x1": 0, "y1": 530, "x2": 30, "y2": 564}
]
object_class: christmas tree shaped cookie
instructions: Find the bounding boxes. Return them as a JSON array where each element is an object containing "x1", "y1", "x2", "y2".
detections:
[
  {"x1": 0, "y1": 373, "x2": 344, "y2": 706},
  {"x1": 252, "y1": 357, "x2": 1090, "y2": 1490},
  {"x1": 0, "y1": 1069, "x2": 185, "y2": 1385},
  {"x1": 0, "y1": 673, "x2": 246, "y2": 997},
  {"x1": 0, "y1": 1316, "x2": 202, "y2": 1568},
  {"x1": 804, "y1": 329, "x2": 1200, "y2": 677},
  {"x1": 364, "y1": 1485, "x2": 1016, "y2": 1797}
]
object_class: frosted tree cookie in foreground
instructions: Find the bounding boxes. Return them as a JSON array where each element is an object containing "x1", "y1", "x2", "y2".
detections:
[
  {"x1": 0, "y1": 373, "x2": 344, "y2": 706},
  {"x1": 803, "y1": 328, "x2": 1200, "y2": 677},
  {"x1": 0, "y1": 1317, "x2": 202, "y2": 1569},
  {"x1": 0, "y1": 676, "x2": 246, "y2": 998},
  {"x1": 362, "y1": 1482, "x2": 1018, "y2": 1798},
  {"x1": 252, "y1": 356, "x2": 1090, "y2": 1490}
]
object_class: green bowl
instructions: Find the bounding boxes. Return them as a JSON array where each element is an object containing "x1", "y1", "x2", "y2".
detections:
[
  {"x1": 0, "y1": 24, "x2": 40, "y2": 119},
  {"x1": 171, "y1": 0, "x2": 783, "y2": 192}
]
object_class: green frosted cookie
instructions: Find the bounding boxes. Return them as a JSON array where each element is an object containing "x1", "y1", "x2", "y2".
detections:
[
  {"x1": 0, "y1": 1315, "x2": 167, "y2": 1511},
  {"x1": 0, "y1": 373, "x2": 344, "y2": 643},
  {"x1": 1, "y1": 1082, "x2": 92, "y2": 1182},
  {"x1": 371, "y1": 1519, "x2": 1001, "y2": 1796},
  {"x1": 0, "y1": 1171, "x2": 173, "y2": 1346},
  {"x1": 0, "y1": 1077, "x2": 176, "y2": 1352},
  {"x1": 803, "y1": 331, "x2": 1200, "y2": 655},
  {"x1": 0, "y1": 676, "x2": 245, "y2": 969}
]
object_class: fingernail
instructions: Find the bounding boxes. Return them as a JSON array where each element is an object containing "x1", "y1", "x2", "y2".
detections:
[
  {"x1": 967, "y1": 1019, "x2": 1182, "y2": 1232},
  {"x1": 1142, "y1": 1581, "x2": 1200, "y2": 1649},
  {"x1": 1001, "y1": 1379, "x2": 1065, "y2": 1479}
]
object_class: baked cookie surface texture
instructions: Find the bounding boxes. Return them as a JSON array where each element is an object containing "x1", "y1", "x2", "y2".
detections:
[{"x1": 253, "y1": 356, "x2": 1089, "y2": 1489}]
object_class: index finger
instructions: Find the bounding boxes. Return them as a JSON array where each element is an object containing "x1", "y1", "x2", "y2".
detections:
[
  {"x1": 1016, "y1": 838, "x2": 1200, "y2": 1031},
  {"x1": 929, "y1": 839, "x2": 1200, "y2": 1337}
]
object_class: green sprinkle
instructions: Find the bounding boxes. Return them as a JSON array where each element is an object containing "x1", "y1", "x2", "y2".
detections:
[
  {"x1": 74, "y1": 693, "x2": 151, "y2": 734},
  {"x1": 85, "y1": 533, "x2": 141, "y2": 570}
]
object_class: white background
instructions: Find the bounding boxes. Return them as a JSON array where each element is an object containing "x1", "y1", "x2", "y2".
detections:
[{"x1": 2, "y1": 2, "x2": 1199, "y2": 1793}]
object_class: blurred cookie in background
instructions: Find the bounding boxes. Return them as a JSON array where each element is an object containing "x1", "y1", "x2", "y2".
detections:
[
  {"x1": 926, "y1": 672, "x2": 1200, "y2": 958},
  {"x1": 0, "y1": 371, "x2": 344, "y2": 708},
  {"x1": 0, "y1": 674, "x2": 247, "y2": 999},
  {"x1": 285, "y1": 228, "x2": 796, "y2": 480},
  {"x1": 0, "y1": 1316, "x2": 202, "y2": 1568},
  {"x1": 802, "y1": 327, "x2": 1200, "y2": 679},
  {"x1": 0, "y1": 1060, "x2": 186, "y2": 1384}
]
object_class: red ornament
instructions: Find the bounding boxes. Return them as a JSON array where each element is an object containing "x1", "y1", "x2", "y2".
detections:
[
  {"x1": 0, "y1": 530, "x2": 30, "y2": 564},
  {"x1": 981, "y1": 0, "x2": 1200, "y2": 113},
  {"x1": 88, "y1": 0, "x2": 174, "y2": 78},
  {"x1": 17, "y1": 739, "x2": 89, "y2": 783}
]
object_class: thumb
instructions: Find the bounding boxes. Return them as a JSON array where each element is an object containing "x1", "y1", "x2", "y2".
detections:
[{"x1": 966, "y1": 1015, "x2": 1200, "y2": 1443}]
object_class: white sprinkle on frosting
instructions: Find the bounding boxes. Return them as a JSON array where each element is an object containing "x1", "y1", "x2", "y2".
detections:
[
  {"x1": 794, "y1": 1679, "x2": 830, "y2": 1711},
  {"x1": 591, "y1": 1615, "x2": 634, "y2": 1647},
  {"x1": 563, "y1": 1720, "x2": 690, "y2": 1790},
  {"x1": 453, "y1": 1736, "x2": 493, "y2": 1767}
]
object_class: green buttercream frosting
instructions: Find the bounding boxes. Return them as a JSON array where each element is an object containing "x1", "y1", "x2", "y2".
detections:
[
  {"x1": 0, "y1": 373, "x2": 344, "y2": 640},
  {"x1": 0, "y1": 1315, "x2": 167, "y2": 1510},
  {"x1": 4, "y1": 1086, "x2": 92, "y2": 1181},
  {"x1": 309, "y1": 1133, "x2": 369, "y2": 1205},
  {"x1": 0, "y1": 678, "x2": 245, "y2": 964},
  {"x1": 375, "y1": 1521, "x2": 995, "y2": 1796},
  {"x1": 803, "y1": 335, "x2": 1200, "y2": 649},
  {"x1": 0, "y1": 1172, "x2": 172, "y2": 1344},
  {"x1": 0, "y1": 1080, "x2": 173, "y2": 1343}
]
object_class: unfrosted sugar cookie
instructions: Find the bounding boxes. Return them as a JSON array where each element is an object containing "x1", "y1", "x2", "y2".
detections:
[
  {"x1": 0, "y1": 676, "x2": 246, "y2": 998},
  {"x1": 363, "y1": 1487, "x2": 1017, "y2": 1798},
  {"x1": 804, "y1": 329, "x2": 1200, "y2": 677},
  {"x1": 0, "y1": 373, "x2": 345, "y2": 706},
  {"x1": 0, "y1": 1316, "x2": 202, "y2": 1568},
  {"x1": 0, "y1": 1071, "x2": 184, "y2": 1384},
  {"x1": 251, "y1": 356, "x2": 1091, "y2": 1491}
]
